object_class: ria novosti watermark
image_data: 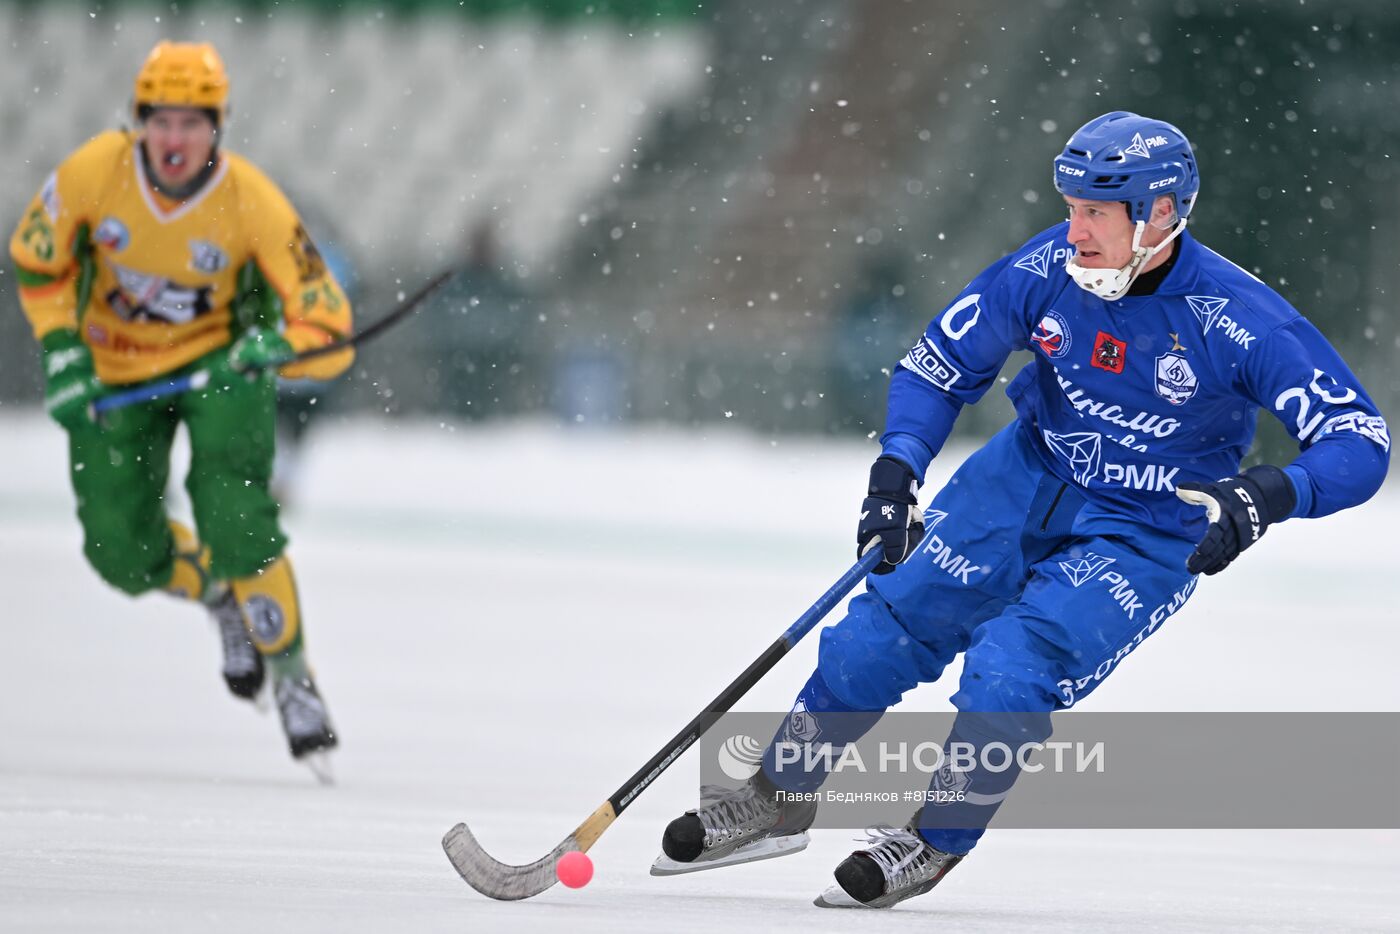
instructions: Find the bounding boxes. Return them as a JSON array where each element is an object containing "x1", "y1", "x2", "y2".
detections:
[
  {"x1": 770, "y1": 737, "x2": 1105, "y2": 777},
  {"x1": 699, "y1": 712, "x2": 1400, "y2": 830}
]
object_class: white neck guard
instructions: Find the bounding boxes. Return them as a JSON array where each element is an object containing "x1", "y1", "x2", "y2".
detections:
[{"x1": 1065, "y1": 218, "x2": 1187, "y2": 301}]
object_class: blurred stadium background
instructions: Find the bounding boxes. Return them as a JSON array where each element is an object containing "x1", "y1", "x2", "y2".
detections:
[{"x1": 2, "y1": 0, "x2": 1396, "y2": 456}]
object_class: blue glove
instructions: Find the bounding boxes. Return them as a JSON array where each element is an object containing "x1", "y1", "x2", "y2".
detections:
[
  {"x1": 857, "y1": 456, "x2": 925, "y2": 574},
  {"x1": 1176, "y1": 465, "x2": 1296, "y2": 575}
]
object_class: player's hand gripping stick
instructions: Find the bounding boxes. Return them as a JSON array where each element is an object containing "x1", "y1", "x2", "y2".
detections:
[{"x1": 857, "y1": 456, "x2": 926, "y2": 574}]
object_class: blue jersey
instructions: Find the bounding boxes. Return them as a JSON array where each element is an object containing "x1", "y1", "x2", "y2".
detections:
[{"x1": 882, "y1": 223, "x2": 1390, "y2": 541}]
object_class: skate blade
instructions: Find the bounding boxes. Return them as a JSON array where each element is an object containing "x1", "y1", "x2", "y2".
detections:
[
  {"x1": 650, "y1": 832, "x2": 809, "y2": 876},
  {"x1": 813, "y1": 884, "x2": 873, "y2": 909},
  {"x1": 301, "y1": 751, "x2": 335, "y2": 786}
]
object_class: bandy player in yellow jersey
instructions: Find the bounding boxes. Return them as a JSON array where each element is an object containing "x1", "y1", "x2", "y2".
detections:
[{"x1": 10, "y1": 41, "x2": 353, "y2": 779}]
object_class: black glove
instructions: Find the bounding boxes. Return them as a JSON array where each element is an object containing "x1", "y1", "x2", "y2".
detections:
[
  {"x1": 1175, "y1": 465, "x2": 1297, "y2": 576},
  {"x1": 858, "y1": 456, "x2": 925, "y2": 574}
]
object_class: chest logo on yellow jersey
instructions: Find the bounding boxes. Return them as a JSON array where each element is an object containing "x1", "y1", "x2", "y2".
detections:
[
  {"x1": 106, "y1": 261, "x2": 213, "y2": 325},
  {"x1": 94, "y1": 217, "x2": 130, "y2": 251},
  {"x1": 189, "y1": 240, "x2": 229, "y2": 274}
]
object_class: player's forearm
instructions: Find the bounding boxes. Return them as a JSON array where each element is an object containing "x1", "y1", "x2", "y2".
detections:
[
  {"x1": 1282, "y1": 430, "x2": 1389, "y2": 520},
  {"x1": 278, "y1": 306, "x2": 355, "y2": 381},
  {"x1": 12, "y1": 264, "x2": 79, "y2": 340},
  {"x1": 878, "y1": 369, "x2": 962, "y2": 479}
]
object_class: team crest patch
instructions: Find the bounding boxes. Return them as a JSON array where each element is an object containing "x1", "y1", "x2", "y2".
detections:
[
  {"x1": 929, "y1": 758, "x2": 972, "y2": 802},
  {"x1": 1014, "y1": 241, "x2": 1053, "y2": 278},
  {"x1": 783, "y1": 699, "x2": 821, "y2": 744},
  {"x1": 94, "y1": 217, "x2": 130, "y2": 251},
  {"x1": 242, "y1": 595, "x2": 286, "y2": 650},
  {"x1": 1092, "y1": 331, "x2": 1126, "y2": 374},
  {"x1": 1031, "y1": 310, "x2": 1072, "y2": 359},
  {"x1": 189, "y1": 240, "x2": 228, "y2": 274},
  {"x1": 1155, "y1": 351, "x2": 1199, "y2": 405}
]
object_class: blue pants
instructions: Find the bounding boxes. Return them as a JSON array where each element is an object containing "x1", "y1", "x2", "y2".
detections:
[{"x1": 762, "y1": 423, "x2": 1199, "y2": 854}]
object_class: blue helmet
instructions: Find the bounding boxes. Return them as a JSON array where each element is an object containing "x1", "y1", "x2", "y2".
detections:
[{"x1": 1053, "y1": 112, "x2": 1199, "y2": 222}]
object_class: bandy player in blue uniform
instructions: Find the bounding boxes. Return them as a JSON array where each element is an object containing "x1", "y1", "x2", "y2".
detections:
[{"x1": 653, "y1": 112, "x2": 1391, "y2": 908}]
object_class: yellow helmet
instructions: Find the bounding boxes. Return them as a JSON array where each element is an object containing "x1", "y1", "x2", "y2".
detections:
[{"x1": 133, "y1": 41, "x2": 229, "y2": 121}]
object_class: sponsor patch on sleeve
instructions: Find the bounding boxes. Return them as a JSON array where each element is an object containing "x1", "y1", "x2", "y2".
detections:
[
  {"x1": 1315, "y1": 411, "x2": 1390, "y2": 452},
  {"x1": 40, "y1": 172, "x2": 61, "y2": 222},
  {"x1": 290, "y1": 223, "x2": 328, "y2": 283},
  {"x1": 899, "y1": 336, "x2": 962, "y2": 391}
]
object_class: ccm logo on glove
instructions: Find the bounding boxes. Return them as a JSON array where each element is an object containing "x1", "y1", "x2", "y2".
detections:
[{"x1": 1176, "y1": 465, "x2": 1296, "y2": 576}]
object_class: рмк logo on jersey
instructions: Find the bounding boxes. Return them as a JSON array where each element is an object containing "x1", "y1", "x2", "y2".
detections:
[
  {"x1": 1059, "y1": 552, "x2": 1117, "y2": 587},
  {"x1": 1014, "y1": 241, "x2": 1053, "y2": 278},
  {"x1": 1186, "y1": 295, "x2": 1255, "y2": 348},
  {"x1": 1031, "y1": 311, "x2": 1072, "y2": 359},
  {"x1": 1186, "y1": 295, "x2": 1228, "y2": 331},
  {"x1": 1042, "y1": 429, "x2": 1101, "y2": 486}
]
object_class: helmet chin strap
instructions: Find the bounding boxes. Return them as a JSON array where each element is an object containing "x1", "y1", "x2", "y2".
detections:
[{"x1": 1066, "y1": 217, "x2": 1187, "y2": 301}]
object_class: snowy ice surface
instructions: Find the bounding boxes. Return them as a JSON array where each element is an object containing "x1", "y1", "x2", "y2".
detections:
[{"x1": 2, "y1": 411, "x2": 1396, "y2": 933}]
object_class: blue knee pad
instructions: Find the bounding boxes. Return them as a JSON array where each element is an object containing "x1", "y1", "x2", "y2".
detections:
[
  {"x1": 815, "y1": 590, "x2": 957, "y2": 711},
  {"x1": 949, "y1": 617, "x2": 1066, "y2": 715}
]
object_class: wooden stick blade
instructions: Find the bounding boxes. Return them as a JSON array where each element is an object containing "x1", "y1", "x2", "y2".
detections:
[
  {"x1": 443, "y1": 802, "x2": 615, "y2": 901},
  {"x1": 442, "y1": 822, "x2": 572, "y2": 901}
]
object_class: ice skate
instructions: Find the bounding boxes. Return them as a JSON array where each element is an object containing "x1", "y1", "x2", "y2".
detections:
[
  {"x1": 813, "y1": 813, "x2": 963, "y2": 909},
  {"x1": 651, "y1": 769, "x2": 815, "y2": 875},
  {"x1": 208, "y1": 589, "x2": 265, "y2": 702},
  {"x1": 273, "y1": 668, "x2": 338, "y2": 784}
]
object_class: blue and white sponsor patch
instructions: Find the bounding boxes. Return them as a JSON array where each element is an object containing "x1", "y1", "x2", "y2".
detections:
[
  {"x1": 94, "y1": 216, "x2": 130, "y2": 251},
  {"x1": 900, "y1": 336, "x2": 962, "y2": 391},
  {"x1": 1315, "y1": 411, "x2": 1390, "y2": 452},
  {"x1": 40, "y1": 172, "x2": 61, "y2": 221},
  {"x1": 189, "y1": 239, "x2": 228, "y2": 274},
  {"x1": 1031, "y1": 310, "x2": 1072, "y2": 359}
]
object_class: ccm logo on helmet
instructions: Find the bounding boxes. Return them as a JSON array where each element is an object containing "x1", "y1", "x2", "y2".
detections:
[
  {"x1": 1148, "y1": 176, "x2": 1180, "y2": 190},
  {"x1": 1057, "y1": 164, "x2": 1086, "y2": 177}
]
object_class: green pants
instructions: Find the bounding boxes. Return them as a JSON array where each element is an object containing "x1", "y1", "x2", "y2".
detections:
[{"x1": 68, "y1": 351, "x2": 286, "y2": 594}]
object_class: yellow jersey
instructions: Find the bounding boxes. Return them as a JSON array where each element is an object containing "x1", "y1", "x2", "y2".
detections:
[{"x1": 10, "y1": 130, "x2": 353, "y2": 384}]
